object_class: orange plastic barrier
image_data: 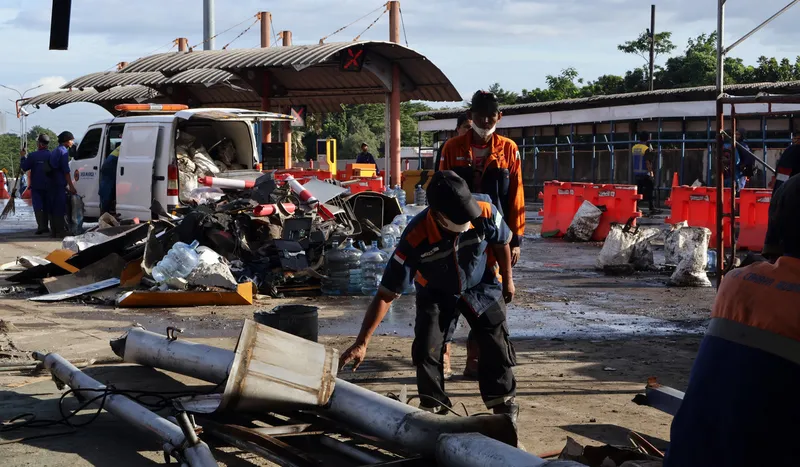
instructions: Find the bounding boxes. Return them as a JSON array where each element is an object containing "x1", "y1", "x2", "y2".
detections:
[
  {"x1": 736, "y1": 189, "x2": 772, "y2": 252},
  {"x1": 0, "y1": 172, "x2": 9, "y2": 200},
  {"x1": 666, "y1": 186, "x2": 734, "y2": 247},
  {"x1": 583, "y1": 184, "x2": 643, "y2": 241},
  {"x1": 346, "y1": 178, "x2": 385, "y2": 194},
  {"x1": 537, "y1": 181, "x2": 590, "y2": 236}
]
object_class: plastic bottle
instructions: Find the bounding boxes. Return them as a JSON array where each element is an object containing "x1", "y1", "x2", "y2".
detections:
[
  {"x1": 321, "y1": 239, "x2": 364, "y2": 295},
  {"x1": 394, "y1": 184, "x2": 406, "y2": 207},
  {"x1": 321, "y1": 241, "x2": 344, "y2": 295},
  {"x1": 414, "y1": 184, "x2": 427, "y2": 206},
  {"x1": 381, "y1": 230, "x2": 397, "y2": 252},
  {"x1": 360, "y1": 241, "x2": 390, "y2": 295},
  {"x1": 706, "y1": 249, "x2": 717, "y2": 272},
  {"x1": 383, "y1": 186, "x2": 397, "y2": 198},
  {"x1": 152, "y1": 240, "x2": 201, "y2": 283}
]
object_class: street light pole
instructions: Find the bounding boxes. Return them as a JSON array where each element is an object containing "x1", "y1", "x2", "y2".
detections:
[{"x1": 0, "y1": 84, "x2": 43, "y2": 150}]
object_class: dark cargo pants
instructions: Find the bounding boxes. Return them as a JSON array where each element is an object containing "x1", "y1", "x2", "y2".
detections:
[{"x1": 412, "y1": 290, "x2": 516, "y2": 410}]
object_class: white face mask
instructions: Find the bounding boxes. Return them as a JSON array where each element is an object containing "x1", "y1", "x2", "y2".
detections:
[
  {"x1": 435, "y1": 212, "x2": 471, "y2": 233},
  {"x1": 471, "y1": 122, "x2": 496, "y2": 140}
]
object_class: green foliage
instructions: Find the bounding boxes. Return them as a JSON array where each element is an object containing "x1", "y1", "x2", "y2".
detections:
[
  {"x1": 618, "y1": 30, "x2": 677, "y2": 65},
  {"x1": 0, "y1": 125, "x2": 61, "y2": 178},
  {"x1": 299, "y1": 101, "x2": 433, "y2": 161},
  {"x1": 486, "y1": 30, "x2": 800, "y2": 106}
]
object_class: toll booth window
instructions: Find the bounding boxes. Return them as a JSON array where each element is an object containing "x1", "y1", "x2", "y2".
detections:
[{"x1": 74, "y1": 128, "x2": 103, "y2": 160}]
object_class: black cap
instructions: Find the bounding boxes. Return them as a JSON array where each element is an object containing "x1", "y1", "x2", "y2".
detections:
[
  {"x1": 37, "y1": 134, "x2": 50, "y2": 144},
  {"x1": 58, "y1": 131, "x2": 74, "y2": 143},
  {"x1": 470, "y1": 90, "x2": 499, "y2": 114},
  {"x1": 426, "y1": 170, "x2": 482, "y2": 224}
]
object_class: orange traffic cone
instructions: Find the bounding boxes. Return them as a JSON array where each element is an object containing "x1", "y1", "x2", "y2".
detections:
[{"x1": 672, "y1": 172, "x2": 680, "y2": 187}]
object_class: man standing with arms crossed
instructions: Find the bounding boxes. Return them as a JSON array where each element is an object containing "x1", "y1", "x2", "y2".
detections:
[
  {"x1": 439, "y1": 91, "x2": 525, "y2": 378},
  {"x1": 339, "y1": 171, "x2": 519, "y2": 419}
]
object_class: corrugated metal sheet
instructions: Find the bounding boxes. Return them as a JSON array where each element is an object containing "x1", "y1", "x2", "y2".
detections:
[
  {"x1": 121, "y1": 41, "x2": 461, "y2": 102},
  {"x1": 415, "y1": 80, "x2": 800, "y2": 119},
  {"x1": 23, "y1": 86, "x2": 160, "y2": 107},
  {"x1": 24, "y1": 89, "x2": 99, "y2": 106},
  {"x1": 84, "y1": 85, "x2": 160, "y2": 103},
  {"x1": 165, "y1": 69, "x2": 236, "y2": 85},
  {"x1": 61, "y1": 72, "x2": 165, "y2": 90}
]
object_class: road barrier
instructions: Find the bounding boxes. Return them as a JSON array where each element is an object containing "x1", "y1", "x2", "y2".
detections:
[
  {"x1": 736, "y1": 189, "x2": 772, "y2": 252},
  {"x1": 666, "y1": 186, "x2": 734, "y2": 248},
  {"x1": 583, "y1": 184, "x2": 643, "y2": 241}
]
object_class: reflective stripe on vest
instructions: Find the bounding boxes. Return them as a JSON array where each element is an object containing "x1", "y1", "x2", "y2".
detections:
[{"x1": 707, "y1": 317, "x2": 800, "y2": 366}]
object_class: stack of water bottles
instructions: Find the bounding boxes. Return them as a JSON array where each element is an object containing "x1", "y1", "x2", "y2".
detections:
[
  {"x1": 383, "y1": 185, "x2": 407, "y2": 207},
  {"x1": 152, "y1": 240, "x2": 201, "y2": 283},
  {"x1": 321, "y1": 239, "x2": 363, "y2": 295},
  {"x1": 360, "y1": 241, "x2": 390, "y2": 295}
]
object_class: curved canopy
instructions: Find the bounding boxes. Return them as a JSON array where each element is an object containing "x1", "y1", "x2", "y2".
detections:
[{"x1": 23, "y1": 41, "x2": 461, "y2": 114}]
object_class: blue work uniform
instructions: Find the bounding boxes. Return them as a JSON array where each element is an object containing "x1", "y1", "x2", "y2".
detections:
[
  {"x1": 380, "y1": 198, "x2": 517, "y2": 410},
  {"x1": 722, "y1": 143, "x2": 741, "y2": 189},
  {"x1": 19, "y1": 149, "x2": 54, "y2": 212},
  {"x1": 49, "y1": 145, "x2": 71, "y2": 217},
  {"x1": 99, "y1": 147, "x2": 119, "y2": 214}
]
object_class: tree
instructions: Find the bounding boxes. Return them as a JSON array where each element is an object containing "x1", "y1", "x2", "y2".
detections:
[
  {"x1": 487, "y1": 83, "x2": 519, "y2": 105},
  {"x1": 618, "y1": 30, "x2": 677, "y2": 67}
]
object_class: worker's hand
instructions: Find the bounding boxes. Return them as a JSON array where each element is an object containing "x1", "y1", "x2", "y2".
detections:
[
  {"x1": 339, "y1": 341, "x2": 368, "y2": 372},
  {"x1": 502, "y1": 278, "x2": 515, "y2": 304},
  {"x1": 510, "y1": 246, "x2": 521, "y2": 266},
  {"x1": 68, "y1": 185, "x2": 77, "y2": 195}
]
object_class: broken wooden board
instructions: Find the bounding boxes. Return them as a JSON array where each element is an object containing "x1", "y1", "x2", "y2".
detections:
[
  {"x1": 116, "y1": 282, "x2": 254, "y2": 308},
  {"x1": 45, "y1": 249, "x2": 79, "y2": 273},
  {"x1": 29, "y1": 278, "x2": 121, "y2": 302},
  {"x1": 42, "y1": 254, "x2": 127, "y2": 294}
]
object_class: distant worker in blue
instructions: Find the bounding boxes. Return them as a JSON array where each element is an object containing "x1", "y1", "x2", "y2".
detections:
[
  {"x1": 631, "y1": 132, "x2": 660, "y2": 216},
  {"x1": 49, "y1": 131, "x2": 78, "y2": 237},
  {"x1": 356, "y1": 142, "x2": 377, "y2": 165},
  {"x1": 19, "y1": 134, "x2": 54, "y2": 235},
  {"x1": 99, "y1": 141, "x2": 121, "y2": 215}
]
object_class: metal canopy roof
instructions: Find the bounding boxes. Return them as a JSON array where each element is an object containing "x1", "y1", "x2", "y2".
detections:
[{"x1": 22, "y1": 41, "x2": 461, "y2": 114}]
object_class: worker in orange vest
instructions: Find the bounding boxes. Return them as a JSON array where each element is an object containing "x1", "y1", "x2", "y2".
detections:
[{"x1": 439, "y1": 90, "x2": 525, "y2": 378}]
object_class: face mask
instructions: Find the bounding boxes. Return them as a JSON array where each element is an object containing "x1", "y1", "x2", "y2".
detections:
[
  {"x1": 471, "y1": 121, "x2": 496, "y2": 140},
  {"x1": 435, "y1": 212, "x2": 471, "y2": 233}
]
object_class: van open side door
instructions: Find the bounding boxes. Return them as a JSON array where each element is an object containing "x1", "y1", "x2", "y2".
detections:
[{"x1": 116, "y1": 123, "x2": 162, "y2": 220}]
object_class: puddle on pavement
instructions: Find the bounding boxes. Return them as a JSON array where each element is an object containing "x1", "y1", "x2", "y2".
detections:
[
  {"x1": 507, "y1": 301, "x2": 705, "y2": 339},
  {"x1": 0, "y1": 200, "x2": 36, "y2": 234},
  {"x1": 315, "y1": 294, "x2": 705, "y2": 340}
]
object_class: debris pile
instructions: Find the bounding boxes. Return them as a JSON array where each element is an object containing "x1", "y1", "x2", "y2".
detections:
[{"x1": 3, "y1": 171, "x2": 417, "y2": 307}]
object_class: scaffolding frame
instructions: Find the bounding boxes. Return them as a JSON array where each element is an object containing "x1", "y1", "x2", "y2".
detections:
[{"x1": 714, "y1": 0, "x2": 800, "y2": 283}]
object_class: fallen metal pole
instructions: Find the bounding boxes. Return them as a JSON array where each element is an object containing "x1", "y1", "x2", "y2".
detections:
[
  {"x1": 33, "y1": 351, "x2": 218, "y2": 467},
  {"x1": 436, "y1": 433, "x2": 584, "y2": 467},
  {"x1": 111, "y1": 327, "x2": 518, "y2": 458},
  {"x1": 110, "y1": 325, "x2": 233, "y2": 384}
]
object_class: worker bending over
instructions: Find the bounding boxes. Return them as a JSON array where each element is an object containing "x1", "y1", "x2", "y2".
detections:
[
  {"x1": 339, "y1": 170, "x2": 519, "y2": 419},
  {"x1": 665, "y1": 175, "x2": 800, "y2": 466}
]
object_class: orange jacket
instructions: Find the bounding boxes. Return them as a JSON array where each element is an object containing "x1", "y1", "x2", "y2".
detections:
[{"x1": 439, "y1": 132, "x2": 525, "y2": 244}]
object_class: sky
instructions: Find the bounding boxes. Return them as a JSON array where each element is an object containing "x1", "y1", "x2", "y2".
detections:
[{"x1": 0, "y1": 0, "x2": 798, "y2": 137}]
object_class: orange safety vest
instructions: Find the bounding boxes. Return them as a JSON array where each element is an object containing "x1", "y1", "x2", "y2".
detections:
[{"x1": 439, "y1": 132, "x2": 525, "y2": 241}]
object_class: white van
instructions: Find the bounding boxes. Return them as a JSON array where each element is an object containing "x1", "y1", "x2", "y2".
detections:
[{"x1": 69, "y1": 108, "x2": 292, "y2": 220}]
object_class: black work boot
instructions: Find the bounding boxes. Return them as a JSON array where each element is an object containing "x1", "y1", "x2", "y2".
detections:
[
  {"x1": 492, "y1": 400, "x2": 520, "y2": 426},
  {"x1": 49, "y1": 215, "x2": 68, "y2": 238},
  {"x1": 34, "y1": 211, "x2": 49, "y2": 235}
]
